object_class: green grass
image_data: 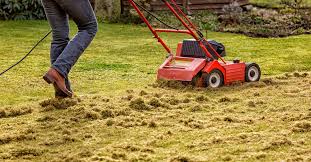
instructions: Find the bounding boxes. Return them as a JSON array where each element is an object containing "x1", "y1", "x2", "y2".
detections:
[
  {"x1": 0, "y1": 21, "x2": 310, "y2": 106},
  {"x1": 0, "y1": 21, "x2": 311, "y2": 162}
]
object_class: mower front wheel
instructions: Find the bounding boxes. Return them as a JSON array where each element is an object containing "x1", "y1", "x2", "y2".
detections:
[{"x1": 204, "y1": 69, "x2": 224, "y2": 88}]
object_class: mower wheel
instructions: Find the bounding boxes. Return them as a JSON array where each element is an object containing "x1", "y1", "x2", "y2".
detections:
[
  {"x1": 191, "y1": 73, "x2": 205, "y2": 87},
  {"x1": 205, "y1": 69, "x2": 224, "y2": 88},
  {"x1": 245, "y1": 63, "x2": 261, "y2": 82},
  {"x1": 191, "y1": 74, "x2": 200, "y2": 86}
]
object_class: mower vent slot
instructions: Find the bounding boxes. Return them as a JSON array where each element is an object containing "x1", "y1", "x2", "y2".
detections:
[
  {"x1": 181, "y1": 39, "x2": 226, "y2": 59},
  {"x1": 164, "y1": 65, "x2": 187, "y2": 69}
]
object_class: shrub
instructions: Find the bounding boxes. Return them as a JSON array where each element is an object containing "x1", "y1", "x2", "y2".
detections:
[
  {"x1": 280, "y1": 0, "x2": 305, "y2": 14},
  {"x1": 218, "y1": 0, "x2": 311, "y2": 37},
  {"x1": 194, "y1": 11, "x2": 220, "y2": 33},
  {"x1": 0, "y1": 0, "x2": 45, "y2": 20}
]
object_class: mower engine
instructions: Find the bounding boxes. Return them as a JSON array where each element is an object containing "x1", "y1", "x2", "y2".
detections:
[{"x1": 179, "y1": 39, "x2": 226, "y2": 59}]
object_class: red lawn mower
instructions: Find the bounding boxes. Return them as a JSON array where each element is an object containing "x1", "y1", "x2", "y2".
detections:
[{"x1": 129, "y1": 0, "x2": 261, "y2": 88}]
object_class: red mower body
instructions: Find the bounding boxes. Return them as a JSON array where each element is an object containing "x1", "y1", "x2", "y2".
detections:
[{"x1": 157, "y1": 53, "x2": 246, "y2": 86}]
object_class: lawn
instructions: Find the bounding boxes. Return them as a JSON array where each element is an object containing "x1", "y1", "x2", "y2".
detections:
[
  {"x1": 0, "y1": 21, "x2": 310, "y2": 106},
  {"x1": 0, "y1": 21, "x2": 310, "y2": 161}
]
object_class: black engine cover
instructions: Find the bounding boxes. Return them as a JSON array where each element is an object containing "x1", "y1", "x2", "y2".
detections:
[{"x1": 180, "y1": 39, "x2": 226, "y2": 59}]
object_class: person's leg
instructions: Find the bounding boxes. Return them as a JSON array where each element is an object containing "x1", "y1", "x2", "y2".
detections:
[
  {"x1": 51, "y1": 0, "x2": 98, "y2": 78},
  {"x1": 41, "y1": 0, "x2": 72, "y2": 93}
]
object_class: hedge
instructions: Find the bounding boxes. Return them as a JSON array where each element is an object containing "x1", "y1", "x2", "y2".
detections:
[{"x1": 0, "y1": 0, "x2": 45, "y2": 20}]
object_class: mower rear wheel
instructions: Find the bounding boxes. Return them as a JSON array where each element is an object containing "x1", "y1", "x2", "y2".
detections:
[
  {"x1": 205, "y1": 69, "x2": 224, "y2": 88},
  {"x1": 245, "y1": 63, "x2": 261, "y2": 82}
]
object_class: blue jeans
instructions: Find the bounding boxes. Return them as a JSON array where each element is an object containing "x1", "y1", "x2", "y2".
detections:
[{"x1": 42, "y1": 0, "x2": 98, "y2": 91}]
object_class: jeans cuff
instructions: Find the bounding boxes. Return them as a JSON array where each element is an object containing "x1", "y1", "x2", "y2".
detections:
[{"x1": 52, "y1": 65, "x2": 67, "y2": 79}]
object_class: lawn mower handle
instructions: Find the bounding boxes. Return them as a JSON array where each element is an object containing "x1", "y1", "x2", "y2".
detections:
[{"x1": 128, "y1": 0, "x2": 227, "y2": 64}]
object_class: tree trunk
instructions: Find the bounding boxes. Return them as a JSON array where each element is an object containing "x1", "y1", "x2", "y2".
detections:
[{"x1": 95, "y1": 0, "x2": 121, "y2": 21}]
